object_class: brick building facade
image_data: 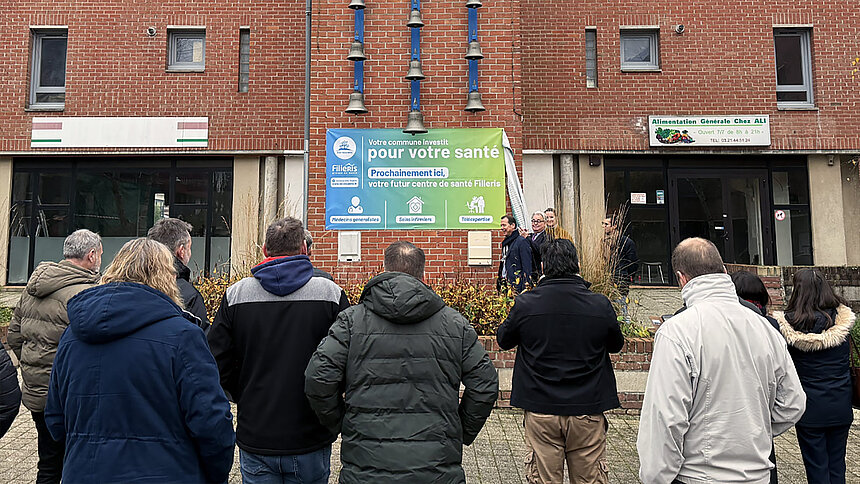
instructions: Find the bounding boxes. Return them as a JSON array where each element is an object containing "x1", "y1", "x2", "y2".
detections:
[{"x1": 0, "y1": 1, "x2": 858, "y2": 287}]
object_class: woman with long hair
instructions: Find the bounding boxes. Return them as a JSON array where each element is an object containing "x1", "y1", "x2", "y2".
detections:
[
  {"x1": 775, "y1": 269, "x2": 856, "y2": 484},
  {"x1": 44, "y1": 238, "x2": 235, "y2": 483}
]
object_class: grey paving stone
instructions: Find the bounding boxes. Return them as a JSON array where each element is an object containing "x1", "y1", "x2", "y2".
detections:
[{"x1": 2, "y1": 406, "x2": 859, "y2": 483}]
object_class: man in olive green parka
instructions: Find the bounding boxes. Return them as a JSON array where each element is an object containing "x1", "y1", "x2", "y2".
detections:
[
  {"x1": 7, "y1": 229, "x2": 102, "y2": 484},
  {"x1": 305, "y1": 241, "x2": 498, "y2": 484}
]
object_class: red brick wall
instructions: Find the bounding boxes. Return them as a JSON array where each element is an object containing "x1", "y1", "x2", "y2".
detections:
[
  {"x1": 0, "y1": 2, "x2": 307, "y2": 152},
  {"x1": 307, "y1": 1, "x2": 523, "y2": 284},
  {"x1": 521, "y1": 3, "x2": 860, "y2": 151}
]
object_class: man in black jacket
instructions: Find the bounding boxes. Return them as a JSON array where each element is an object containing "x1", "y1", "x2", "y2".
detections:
[
  {"x1": 147, "y1": 218, "x2": 210, "y2": 331},
  {"x1": 305, "y1": 241, "x2": 498, "y2": 484},
  {"x1": 209, "y1": 217, "x2": 349, "y2": 484},
  {"x1": 497, "y1": 238, "x2": 624, "y2": 484},
  {"x1": 498, "y1": 214, "x2": 533, "y2": 293}
]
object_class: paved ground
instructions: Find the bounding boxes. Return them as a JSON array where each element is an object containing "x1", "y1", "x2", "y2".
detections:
[{"x1": 3, "y1": 405, "x2": 860, "y2": 483}]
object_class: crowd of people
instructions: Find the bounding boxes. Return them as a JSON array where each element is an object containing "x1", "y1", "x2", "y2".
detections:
[
  {"x1": 0, "y1": 214, "x2": 856, "y2": 484},
  {"x1": 496, "y1": 208, "x2": 639, "y2": 298}
]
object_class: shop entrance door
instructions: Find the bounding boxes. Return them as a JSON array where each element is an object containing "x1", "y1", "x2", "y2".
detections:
[{"x1": 668, "y1": 170, "x2": 773, "y2": 267}]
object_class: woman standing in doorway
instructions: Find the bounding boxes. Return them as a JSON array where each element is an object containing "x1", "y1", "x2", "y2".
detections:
[{"x1": 775, "y1": 269, "x2": 856, "y2": 484}]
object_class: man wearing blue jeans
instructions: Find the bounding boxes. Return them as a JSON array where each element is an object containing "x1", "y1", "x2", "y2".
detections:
[{"x1": 209, "y1": 217, "x2": 350, "y2": 483}]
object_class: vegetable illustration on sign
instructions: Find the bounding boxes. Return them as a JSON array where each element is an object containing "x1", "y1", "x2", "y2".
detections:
[{"x1": 655, "y1": 127, "x2": 694, "y2": 144}]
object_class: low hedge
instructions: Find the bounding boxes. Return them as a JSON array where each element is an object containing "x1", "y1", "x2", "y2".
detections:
[{"x1": 195, "y1": 272, "x2": 650, "y2": 338}]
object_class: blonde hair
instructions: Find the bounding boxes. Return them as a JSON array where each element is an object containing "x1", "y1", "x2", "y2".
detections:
[{"x1": 101, "y1": 238, "x2": 184, "y2": 308}]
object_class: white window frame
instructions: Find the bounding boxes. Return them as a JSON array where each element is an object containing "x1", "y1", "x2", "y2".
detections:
[
  {"x1": 30, "y1": 29, "x2": 68, "y2": 109},
  {"x1": 168, "y1": 27, "x2": 206, "y2": 72},
  {"x1": 620, "y1": 28, "x2": 660, "y2": 71},
  {"x1": 774, "y1": 28, "x2": 814, "y2": 108}
]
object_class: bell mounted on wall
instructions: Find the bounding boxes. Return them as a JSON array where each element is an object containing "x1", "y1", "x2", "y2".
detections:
[
  {"x1": 464, "y1": 91, "x2": 485, "y2": 112},
  {"x1": 466, "y1": 0, "x2": 482, "y2": 7},
  {"x1": 406, "y1": 9, "x2": 424, "y2": 28},
  {"x1": 403, "y1": 110, "x2": 427, "y2": 135},
  {"x1": 347, "y1": 41, "x2": 366, "y2": 61},
  {"x1": 405, "y1": 60, "x2": 426, "y2": 80},
  {"x1": 348, "y1": 0, "x2": 366, "y2": 9},
  {"x1": 465, "y1": 40, "x2": 483, "y2": 60},
  {"x1": 345, "y1": 91, "x2": 368, "y2": 114}
]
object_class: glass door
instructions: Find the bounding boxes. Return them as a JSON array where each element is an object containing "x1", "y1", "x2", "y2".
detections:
[{"x1": 669, "y1": 170, "x2": 772, "y2": 267}]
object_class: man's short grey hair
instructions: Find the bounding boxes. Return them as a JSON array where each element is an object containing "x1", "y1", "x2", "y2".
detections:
[
  {"x1": 63, "y1": 229, "x2": 102, "y2": 260},
  {"x1": 532, "y1": 211, "x2": 545, "y2": 221},
  {"x1": 304, "y1": 230, "x2": 313, "y2": 251},
  {"x1": 147, "y1": 218, "x2": 193, "y2": 252}
]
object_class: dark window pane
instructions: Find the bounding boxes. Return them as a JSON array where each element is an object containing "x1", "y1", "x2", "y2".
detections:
[
  {"x1": 35, "y1": 92, "x2": 65, "y2": 104},
  {"x1": 75, "y1": 171, "x2": 169, "y2": 237},
  {"x1": 604, "y1": 171, "x2": 624, "y2": 212},
  {"x1": 38, "y1": 172, "x2": 71, "y2": 204},
  {"x1": 12, "y1": 172, "x2": 31, "y2": 202},
  {"x1": 622, "y1": 36, "x2": 651, "y2": 62},
  {"x1": 38, "y1": 208, "x2": 70, "y2": 237},
  {"x1": 175, "y1": 36, "x2": 204, "y2": 63},
  {"x1": 772, "y1": 169, "x2": 809, "y2": 205},
  {"x1": 212, "y1": 171, "x2": 233, "y2": 237},
  {"x1": 175, "y1": 171, "x2": 209, "y2": 204},
  {"x1": 628, "y1": 206, "x2": 669, "y2": 284},
  {"x1": 775, "y1": 35, "x2": 803, "y2": 85},
  {"x1": 629, "y1": 171, "x2": 664, "y2": 204},
  {"x1": 776, "y1": 91, "x2": 808, "y2": 102},
  {"x1": 39, "y1": 37, "x2": 67, "y2": 87}
]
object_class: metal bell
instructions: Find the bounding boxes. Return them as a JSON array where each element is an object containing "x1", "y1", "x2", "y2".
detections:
[
  {"x1": 345, "y1": 91, "x2": 368, "y2": 114},
  {"x1": 406, "y1": 9, "x2": 424, "y2": 28},
  {"x1": 403, "y1": 110, "x2": 427, "y2": 135},
  {"x1": 466, "y1": 0, "x2": 482, "y2": 7},
  {"x1": 347, "y1": 41, "x2": 366, "y2": 61},
  {"x1": 405, "y1": 60, "x2": 425, "y2": 80},
  {"x1": 465, "y1": 40, "x2": 483, "y2": 60},
  {"x1": 348, "y1": 0, "x2": 366, "y2": 9},
  {"x1": 464, "y1": 91, "x2": 485, "y2": 112}
]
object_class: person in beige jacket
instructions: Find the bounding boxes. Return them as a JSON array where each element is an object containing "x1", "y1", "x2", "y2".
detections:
[{"x1": 7, "y1": 229, "x2": 102, "y2": 484}]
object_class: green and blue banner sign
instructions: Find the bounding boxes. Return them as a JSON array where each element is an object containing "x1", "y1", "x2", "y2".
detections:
[{"x1": 325, "y1": 128, "x2": 506, "y2": 230}]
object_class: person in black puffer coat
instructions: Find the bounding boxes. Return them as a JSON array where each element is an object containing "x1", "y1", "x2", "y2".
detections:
[
  {"x1": 305, "y1": 241, "x2": 499, "y2": 484},
  {"x1": 730, "y1": 270, "x2": 781, "y2": 484},
  {"x1": 775, "y1": 269, "x2": 856, "y2": 484},
  {"x1": 0, "y1": 345, "x2": 21, "y2": 438}
]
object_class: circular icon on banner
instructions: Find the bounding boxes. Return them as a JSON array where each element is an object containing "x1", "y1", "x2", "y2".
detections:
[
  {"x1": 333, "y1": 136, "x2": 357, "y2": 160},
  {"x1": 774, "y1": 210, "x2": 786, "y2": 221}
]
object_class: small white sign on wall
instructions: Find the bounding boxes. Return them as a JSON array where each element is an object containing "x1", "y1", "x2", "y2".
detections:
[
  {"x1": 631, "y1": 192, "x2": 647, "y2": 204},
  {"x1": 31, "y1": 117, "x2": 209, "y2": 148}
]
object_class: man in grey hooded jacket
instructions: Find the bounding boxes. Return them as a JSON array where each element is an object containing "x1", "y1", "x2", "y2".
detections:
[
  {"x1": 637, "y1": 238, "x2": 806, "y2": 484},
  {"x1": 305, "y1": 241, "x2": 499, "y2": 484}
]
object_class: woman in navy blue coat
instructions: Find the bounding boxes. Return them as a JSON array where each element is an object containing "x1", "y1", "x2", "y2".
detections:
[
  {"x1": 775, "y1": 269, "x2": 856, "y2": 484},
  {"x1": 45, "y1": 238, "x2": 235, "y2": 483}
]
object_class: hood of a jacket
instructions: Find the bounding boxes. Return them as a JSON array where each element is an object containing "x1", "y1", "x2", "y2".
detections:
[
  {"x1": 775, "y1": 305, "x2": 856, "y2": 352},
  {"x1": 250, "y1": 255, "x2": 313, "y2": 297},
  {"x1": 681, "y1": 272, "x2": 738, "y2": 308},
  {"x1": 360, "y1": 272, "x2": 445, "y2": 324},
  {"x1": 26, "y1": 260, "x2": 100, "y2": 299},
  {"x1": 174, "y1": 257, "x2": 191, "y2": 282},
  {"x1": 66, "y1": 282, "x2": 189, "y2": 344}
]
